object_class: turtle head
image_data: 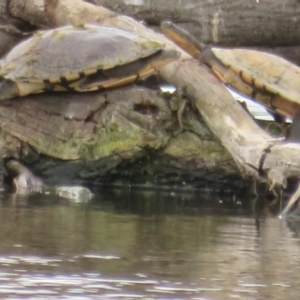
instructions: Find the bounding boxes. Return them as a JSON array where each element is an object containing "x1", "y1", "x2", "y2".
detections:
[
  {"x1": 0, "y1": 78, "x2": 19, "y2": 100},
  {"x1": 161, "y1": 21, "x2": 205, "y2": 59}
]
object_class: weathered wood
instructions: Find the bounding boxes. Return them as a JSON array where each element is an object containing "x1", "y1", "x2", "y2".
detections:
[
  {"x1": 2, "y1": 0, "x2": 300, "y2": 192},
  {"x1": 89, "y1": 0, "x2": 300, "y2": 47},
  {"x1": 0, "y1": 0, "x2": 35, "y2": 57},
  {"x1": 0, "y1": 29, "x2": 21, "y2": 57},
  {"x1": 5, "y1": 0, "x2": 300, "y2": 65},
  {"x1": 8, "y1": 0, "x2": 116, "y2": 28},
  {"x1": 0, "y1": 87, "x2": 175, "y2": 160},
  {"x1": 40, "y1": 0, "x2": 300, "y2": 188},
  {"x1": 0, "y1": 86, "x2": 238, "y2": 187},
  {"x1": 262, "y1": 46, "x2": 300, "y2": 66},
  {"x1": 122, "y1": 20, "x2": 300, "y2": 188}
]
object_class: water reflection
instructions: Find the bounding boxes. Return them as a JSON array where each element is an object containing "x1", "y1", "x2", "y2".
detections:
[{"x1": 0, "y1": 190, "x2": 299, "y2": 299}]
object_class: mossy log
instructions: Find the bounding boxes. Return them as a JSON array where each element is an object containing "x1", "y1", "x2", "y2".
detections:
[
  {"x1": 1, "y1": 0, "x2": 300, "y2": 193},
  {"x1": 0, "y1": 85, "x2": 239, "y2": 189}
]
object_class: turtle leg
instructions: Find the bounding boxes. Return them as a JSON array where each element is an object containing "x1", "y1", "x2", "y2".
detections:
[{"x1": 286, "y1": 109, "x2": 300, "y2": 143}]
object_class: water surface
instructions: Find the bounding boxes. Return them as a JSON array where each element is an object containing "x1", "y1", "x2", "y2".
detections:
[{"x1": 0, "y1": 190, "x2": 299, "y2": 299}]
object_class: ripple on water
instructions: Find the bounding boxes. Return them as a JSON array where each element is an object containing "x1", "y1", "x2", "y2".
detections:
[{"x1": 1, "y1": 191, "x2": 300, "y2": 299}]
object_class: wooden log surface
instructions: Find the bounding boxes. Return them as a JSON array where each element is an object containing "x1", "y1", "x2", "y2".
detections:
[
  {"x1": 5, "y1": 0, "x2": 300, "y2": 65},
  {"x1": 89, "y1": 0, "x2": 300, "y2": 65},
  {"x1": 89, "y1": 0, "x2": 300, "y2": 48},
  {"x1": 2, "y1": 0, "x2": 300, "y2": 191},
  {"x1": 0, "y1": 86, "x2": 237, "y2": 188}
]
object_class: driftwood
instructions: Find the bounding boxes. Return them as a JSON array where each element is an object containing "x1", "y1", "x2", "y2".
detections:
[
  {"x1": 5, "y1": 0, "x2": 300, "y2": 64},
  {"x1": 0, "y1": 86, "x2": 237, "y2": 188},
  {"x1": 1, "y1": 0, "x2": 300, "y2": 198},
  {"x1": 88, "y1": 0, "x2": 300, "y2": 65},
  {"x1": 87, "y1": 0, "x2": 300, "y2": 46}
]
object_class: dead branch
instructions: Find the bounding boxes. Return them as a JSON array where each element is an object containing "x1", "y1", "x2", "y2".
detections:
[{"x1": 5, "y1": 0, "x2": 300, "y2": 190}]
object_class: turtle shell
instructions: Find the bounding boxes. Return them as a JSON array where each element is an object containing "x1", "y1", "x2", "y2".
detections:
[
  {"x1": 211, "y1": 48, "x2": 300, "y2": 106},
  {"x1": 0, "y1": 25, "x2": 163, "y2": 84},
  {"x1": 161, "y1": 21, "x2": 300, "y2": 121}
]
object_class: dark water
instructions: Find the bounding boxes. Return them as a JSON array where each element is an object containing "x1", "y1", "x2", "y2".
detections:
[{"x1": 0, "y1": 189, "x2": 299, "y2": 299}]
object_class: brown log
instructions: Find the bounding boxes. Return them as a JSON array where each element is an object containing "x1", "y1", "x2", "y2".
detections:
[
  {"x1": 262, "y1": 46, "x2": 300, "y2": 66},
  {"x1": 0, "y1": 0, "x2": 36, "y2": 57},
  {"x1": 8, "y1": 0, "x2": 116, "y2": 28},
  {"x1": 3, "y1": 0, "x2": 300, "y2": 191},
  {"x1": 0, "y1": 28, "x2": 21, "y2": 57},
  {"x1": 0, "y1": 86, "x2": 238, "y2": 188},
  {"x1": 5, "y1": 0, "x2": 300, "y2": 65},
  {"x1": 0, "y1": 87, "x2": 175, "y2": 160},
  {"x1": 89, "y1": 0, "x2": 300, "y2": 47}
]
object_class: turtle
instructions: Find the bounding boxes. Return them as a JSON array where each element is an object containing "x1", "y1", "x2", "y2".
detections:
[
  {"x1": 2, "y1": 157, "x2": 43, "y2": 194},
  {"x1": 0, "y1": 24, "x2": 180, "y2": 100},
  {"x1": 161, "y1": 21, "x2": 300, "y2": 142},
  {"x1": 2, "y1": 157, "x2": 93, "y2": 200}
]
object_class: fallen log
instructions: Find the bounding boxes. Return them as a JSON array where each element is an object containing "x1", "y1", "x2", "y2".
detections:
[
  {"x1": 0, "y1": 86, "x2": 239, "y2": 188},
  {"x1": 1, "y1": 0, "x2": 300, "y2": 200},
  {"x1": 88, "y1": 0, "x2": 300, "y2": 48},
  {"x1": 4, "y1": 0, "x2": 300, "y2": 64},
  {"x1": 88, "y1": 0, "x2": 300, "y2": 66}
]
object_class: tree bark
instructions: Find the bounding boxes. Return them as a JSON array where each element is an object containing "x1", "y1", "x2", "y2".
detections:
[
  {"x1": 5, "y1": 0, "x2": 300, "y2": 65},
  {"x1": 0, "y1": 86, "x2": 238, "y2": 188},
  {"x1": 88, "y1": 0, "x2": 300, "y2": 65},
  {"x1": 89, "y1": 0, "x2": 300, "y2": 47},
  {"x1": 0, "y1": 0, "x2": 35, "y2": 57},
  {"x1": 1, "y1": 0, "x2": 300, "y2": 193}
]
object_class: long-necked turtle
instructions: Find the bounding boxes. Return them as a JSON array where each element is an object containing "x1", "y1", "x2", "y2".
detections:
[
  {"x1": 2, "y1": 157, "x2": 42, "y2": 193},
  {"x1": 2, "y1": 157, "x2": 93, "y2": 200},
  {"x1": 0, "y1": 25, "x2": 179, "y2": 100},
  {"x1": 161, "y1": 21, "x2": 300, "y2": 141}
]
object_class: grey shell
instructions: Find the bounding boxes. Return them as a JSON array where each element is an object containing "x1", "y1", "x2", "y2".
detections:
[
  {"x1": 0, "y1": 25, "x2": 163, "y2": 83},
  {"x1": 212, "y1": 48, "x2": 300, "y2": 105}
]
